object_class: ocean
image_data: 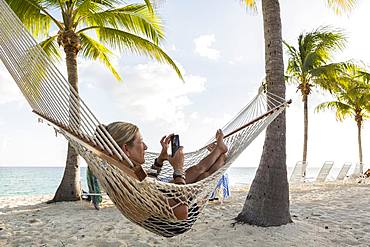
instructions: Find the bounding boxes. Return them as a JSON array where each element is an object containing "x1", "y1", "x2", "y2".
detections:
[{"x1": 0, "y1": 166, "x2": 344, "y2": 197}]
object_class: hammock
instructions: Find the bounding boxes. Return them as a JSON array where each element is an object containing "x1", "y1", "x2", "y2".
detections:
[{"x1": 0, "y1": 0, "x2": 291, "y2": 237}]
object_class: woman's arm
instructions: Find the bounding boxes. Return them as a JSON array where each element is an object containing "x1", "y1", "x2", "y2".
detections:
[
  {"x1": 149, "y1": 135, "x2": 173, "y2": 177},
  {"x1": 168, "y1": 147, "x2": 189, "y2": 220}
]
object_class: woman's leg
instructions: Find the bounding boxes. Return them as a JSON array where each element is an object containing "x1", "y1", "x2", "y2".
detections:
[
  {"x1": 185, "y1": 130, "x2": 227, "y2": 184},
  {"x1": 192, "y1": 154, "x2": 226, "y2": 182}
]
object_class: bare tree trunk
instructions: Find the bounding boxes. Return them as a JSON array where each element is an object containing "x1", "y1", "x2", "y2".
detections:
[
  {"x1": 235, "y1": 0, "x2": 292, "y2": 226},
  {"x1": 302, "y1": 94, "x2": 308, "y2": 163},
  {"x1": 357, "y1": 120, "x2": 362, "y2": 164},
  {"x1": 53, "y1": 143, "x2": 81, "y2": 201},
  {"x1": 52, "y1": 31, "x2": 81, "y2": 202}
]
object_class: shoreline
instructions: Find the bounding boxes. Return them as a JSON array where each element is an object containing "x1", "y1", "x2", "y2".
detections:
[{"x1": 1, "y1": 182, "x2": 369, "y2": 246}]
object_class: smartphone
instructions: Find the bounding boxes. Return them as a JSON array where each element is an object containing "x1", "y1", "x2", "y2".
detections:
[{"x1": 171, "y1": 134, "x2": 180, "y2": 157}]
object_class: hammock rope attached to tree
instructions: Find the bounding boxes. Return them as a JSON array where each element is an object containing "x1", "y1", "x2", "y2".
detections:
[{"x1": 0, "y1": 0, "x2": 291, "y2": 237}]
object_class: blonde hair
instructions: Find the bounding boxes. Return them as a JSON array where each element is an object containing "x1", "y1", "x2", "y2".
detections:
[{"x1": 105, "y1": 121, "x2": 139, "y2": 148}]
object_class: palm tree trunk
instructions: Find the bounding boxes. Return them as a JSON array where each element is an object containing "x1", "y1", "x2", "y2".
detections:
[
  {"x1": 302, "y1": 94, "x2": 308, "y2": 163},
  {"x1": 357, "y1": 120, "x2": 362, "y2": 164},
  {"x1": 52, "y1": 39, "x2": 81, "y2": 202},
  {"x1": 235, "y1": 0, "x2": 292, "y2": 226}
]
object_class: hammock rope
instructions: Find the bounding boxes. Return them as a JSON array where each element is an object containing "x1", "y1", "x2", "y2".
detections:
[{"x1": 0, "y1": 0, "x2": 291, "y2": 237}]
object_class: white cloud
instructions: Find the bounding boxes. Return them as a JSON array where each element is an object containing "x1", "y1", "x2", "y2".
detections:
[
  {"x1": 194, "y1": 34, "x2": 221, "y2": 60},
  {"x1": 109, "y1": 62, "x2": 206, "y2": 132}
]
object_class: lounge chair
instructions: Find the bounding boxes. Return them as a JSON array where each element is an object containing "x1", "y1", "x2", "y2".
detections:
[
  {"x1": 316, "y1": 161, "x2": 334, "y2": 182},
  {"x1": 351, "y1": 163, "x2": 364, "y2": 178},
  {"x1": 289, "y1": 161, "x2": 307, "y2": 183},
  {"x1": 336, "y1": 162, "x2": 352, "y2": 181}
]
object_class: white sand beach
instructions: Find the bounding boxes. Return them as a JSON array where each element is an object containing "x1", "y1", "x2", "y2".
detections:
[{"x1": 0, "y1": 181, "x2": 369, "y2": 247}]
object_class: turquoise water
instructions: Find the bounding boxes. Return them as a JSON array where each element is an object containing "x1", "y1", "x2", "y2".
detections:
[
  {"x1": 0, "y1": 166, "x2": 344, "y2": 196},
  {"x1": 0, "y1": 167, "x2": 88, "y2": 196}
]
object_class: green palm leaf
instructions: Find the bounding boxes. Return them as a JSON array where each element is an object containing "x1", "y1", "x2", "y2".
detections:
[
  {"x1": 39, "y1": 35, "x2": 62, "y2": 62},
  {"x1": 81, "y1": 4, "x2": 164, "y2": 44},
  {"x1": 315, "y1": 101, "x2": 352, "y2": 121},
  {"x1": 79, "y1": 33, "x2": 121, "y2": 80},
  {"x1": 80, "y1": 26, "x2": 183, "y2": 81},
  {"x1": 284, "y1": 27, "x2": 346, "y2": 91},
  {"x1": 5, "y1": 0, "x2": 55, "y2": 37}
]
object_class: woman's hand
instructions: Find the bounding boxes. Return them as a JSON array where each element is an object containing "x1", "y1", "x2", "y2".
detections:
[
  {"x1": 168, "y1": 146, "x2": 184, "y2": 171},
  {"x1": 157, "y1": 134, "x2": 173, "y2": 164}
]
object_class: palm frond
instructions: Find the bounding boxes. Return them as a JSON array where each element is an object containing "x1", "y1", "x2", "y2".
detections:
[
  {"x1": 74, "y1": 0, "x2": 106, "y2": 22},
  {"x1": 326, "y1": 0, "x2": 357, "y2": 15},
  {"x1": 39, "y1": 35, "x2": 62, "y2": 62},
  {"x1": 314, "y1": 30, "x2": 346, "y2": 62},
  {"x1": 5, "y1": 0, "x2": 55, "y2": 37},
  {"x1": 283, "y1": 40, "x2": 303, "y2": 82},
  {"x1": 39, "y1": 0, "x2": 60, "y2": 9},
  {"x1": 315, "y1": 101, "x2": 352, "y2": 121},
  {"x1": 298, "y1": 27, "x2": 346, "y2": 68},
  {"x1": 80, "y1": 4, "x2": 164, "y2": 45},
  {"x1": 303, "y1": 52, "x2": 325, "y2": 71},
  {"x1": 75, "y1": 0, "x2": 120, "y2": 8},
  {"x1": 240, "y1": 0, "x2": 257, "y2": 12},
  {"x1": 83, "y1": 26, "x2": 183, "y2": 81},
  {"x1": 310, "y1": 62, "x2": 348, "y2": 92},
  {"x1": 143, "y1": 0, "x2": 154, "y2": 14},
  {"x1": 284, "y1": 26, "x2": 347, "y2": 96},
  {"x1": 79, "y1": 33, "x2": 121, "y2": 80},
  {"x1": 357, "y1": 69, "x2": 370, "y2": 84}
]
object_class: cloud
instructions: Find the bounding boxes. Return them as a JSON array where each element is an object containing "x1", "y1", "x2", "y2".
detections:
[
  {"x1": 109, "y1": 62, "x2": 207, "y2": 132},
  {"x1": 194, "y1": 34, "x2": 221, "y2": 60}
]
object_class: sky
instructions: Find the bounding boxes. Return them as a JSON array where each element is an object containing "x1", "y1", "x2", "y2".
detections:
[{"x1": 0, "y1": 0, "x2": 370, "y2": 169}]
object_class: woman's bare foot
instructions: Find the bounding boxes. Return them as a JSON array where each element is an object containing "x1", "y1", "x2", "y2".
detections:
[{"x1": 215, "y1": 129, "x2": 228, "y2": 154}]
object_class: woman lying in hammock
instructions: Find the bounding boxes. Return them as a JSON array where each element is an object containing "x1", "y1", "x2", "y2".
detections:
[{"x1": 105, "y1": 121, "x2": 228, "y2": 220}]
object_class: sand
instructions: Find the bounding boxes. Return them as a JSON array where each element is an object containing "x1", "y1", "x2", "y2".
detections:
[{"x1": 1, "y1": 180, "x2": 369, "y2": 247}]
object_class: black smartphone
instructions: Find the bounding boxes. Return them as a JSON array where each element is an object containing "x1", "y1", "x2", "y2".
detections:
[{"x1": 171, "y1": 134, "x2": 180, "y2": 157}]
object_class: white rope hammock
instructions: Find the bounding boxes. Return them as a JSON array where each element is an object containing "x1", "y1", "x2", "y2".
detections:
[{"x1": 0, "y1": 0, "x2": 291, "y2": 237}]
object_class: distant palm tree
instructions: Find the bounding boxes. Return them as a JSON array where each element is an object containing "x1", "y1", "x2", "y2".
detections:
[
  {"x1": 316, "y1": 64, "x2": 370, "y2": 164},
  {"x1": 235, "y1": 0, "x2": 356, "y2": 227},
  {"x1": 6, "y1": 0, "x2": 183, "y2": 202},
  {"x1": 283, "y1": 26, "x2": 346, "y2": 165}
]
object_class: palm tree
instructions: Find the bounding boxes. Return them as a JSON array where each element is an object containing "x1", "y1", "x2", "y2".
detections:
[
  {"x1": 316, "y1": 65, "x2": 370, "y2": 164},
  {"x1": 6, "y1": 0, "x2": 183, "y2": 202},
  {"x1": 235, "y1": 0, "x2": 356, "y2": 227},
  {"x1": 283, "y1": 26, "x2": 346, "y2": 165},
  {"x1": 235, "y1": 0, "x2": 291, "y2": 226}
]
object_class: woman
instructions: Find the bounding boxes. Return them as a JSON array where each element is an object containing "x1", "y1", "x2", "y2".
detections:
[{"x1": 105, "y1": 121, "x2": 228, "y2": 220}]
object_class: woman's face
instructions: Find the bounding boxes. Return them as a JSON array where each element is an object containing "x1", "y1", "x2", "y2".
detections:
[{"x1": 124, "y1": 131, "x2": 147, "y2": 164}]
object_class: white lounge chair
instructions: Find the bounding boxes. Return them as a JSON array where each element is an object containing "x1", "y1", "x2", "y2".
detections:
[
  {"x1": 316, "y1": 161, "x2": 334, "y2": 182},
  {"x1": 290, "y1": 161, "x2": 307, "y2": 183},
  {"x1": 351, "y1": 163, "x2": 365, "y2": 178},
  {"x1": 336, "y1": 162, "x2": 352, "y2": 181}
]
